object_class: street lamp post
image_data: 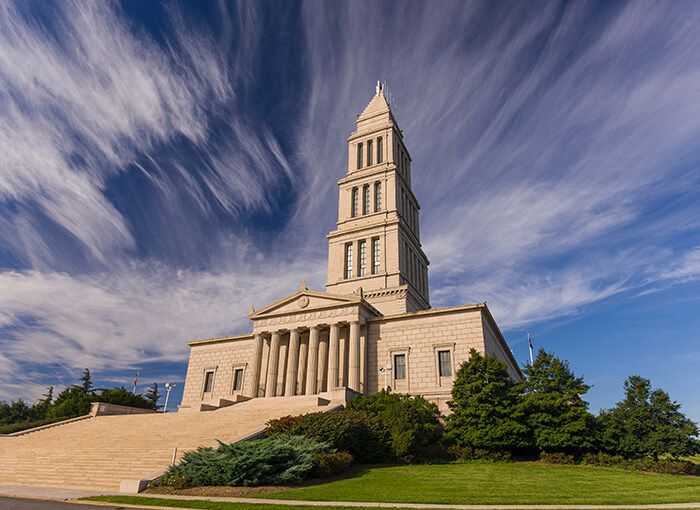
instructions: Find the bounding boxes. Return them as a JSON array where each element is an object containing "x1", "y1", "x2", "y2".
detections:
[{"x1": 163, "y1": 383, "x2": 176, "y2": 413}]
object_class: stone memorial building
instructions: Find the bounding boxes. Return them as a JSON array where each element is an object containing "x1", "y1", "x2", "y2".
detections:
[{"x1": 179, "y1": 84, "x2": 521, "y2": 414}]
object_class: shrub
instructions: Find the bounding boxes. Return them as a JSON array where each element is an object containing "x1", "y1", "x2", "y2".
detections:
[
  {"x1": 312, "y1": 452, "x2": 353, "y2": 477},
  {"x1": 447, "y1": 444, "x2": 512, "y2": 462},
  {"x1": 539, "y1": 452, "x2": 576, "y2": 465},
  {"x1": 582, "y1": 451, "x2": 625, "y2": 468},
  {"x1": 266, "y1": 410, "x2": 390, "y2": 463},
  {"x1": 167, "y1": 435, "x2": 333, "y2": 487},
  {"x1": 580, "y1": 452, "x2": 696, "y2": 475},
  {"x1": 348, "y1": 390, "x2": 442, "y2": 462},
  {"x1": 0, "y1": 417, "x2": 67, "y2": 435}
]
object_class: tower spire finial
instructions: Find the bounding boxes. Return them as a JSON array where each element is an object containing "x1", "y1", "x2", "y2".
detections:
[{"x1": 376, "y1": 80, "x2": 383, "y2": 95}]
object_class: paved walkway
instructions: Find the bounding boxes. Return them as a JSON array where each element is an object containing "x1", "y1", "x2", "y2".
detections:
[{"x1": 1, "y1": 485, "x2": 699, "y2": 509}]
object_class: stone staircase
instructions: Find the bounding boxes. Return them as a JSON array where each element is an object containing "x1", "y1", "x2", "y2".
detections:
[{"x1": 0, "y1": 395, "x2": 336, "y2": 492}]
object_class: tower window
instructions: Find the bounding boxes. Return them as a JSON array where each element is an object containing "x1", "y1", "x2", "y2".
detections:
[
  {"x1": 363, "y1": 184, "x2": 370, "y2": 215},
  {"x1": 374, "y1": 182, "x2": 382, "y2": 211},
  {"x1": 359, "y1": 240, "x2": 367, "y2": 277},
  {"x1": 372, "y1": 237, "x2": 380, "y2": 274},
  {"x1": 351, "y1": 187, "x2": 359, "y2": 217},
  {"x1": 377, "y1": 137, "x2": 383, "y2": 163},
  {"x1": 344, "y1": 243, "x2": 353, "y2": 279},
  {"x1": 357, "y1": 143, "x2": 363, "y2": 170},
  {"x1": 438, "y1": 350, "x2": 452, "y2": 377},
  {"x1": 367, "y1": 140, "x2": 373, "y2": 166},
  {"x1": 394, "y1": 354, "x2": 406, "y2": 380}
]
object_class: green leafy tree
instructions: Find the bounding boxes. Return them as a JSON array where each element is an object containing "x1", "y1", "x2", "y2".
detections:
[
  {"x1": 0, "y1": 399, "x2": 33, "y2": 425},
  {"x1": 145, "y1": 383, "x2": 161, "y2": 409},
  {"x1": 599, "y1": 375, "x2": 699, "y2": 460},
  {"x1": 49, "y1": 386, "x2": 92, "y2": 419},
  {"x1": 521, "y1": 349, "x2": 596, "y2": 453},
  {"x1": 348, "y1": 389, "x2": 441, "y2": 461},
  {"x1": 97, "y1": 387, "x2": 155, "y2": 409},
  {"x1": 445, "y1": 349, "x2": 529, "y2": 451}
]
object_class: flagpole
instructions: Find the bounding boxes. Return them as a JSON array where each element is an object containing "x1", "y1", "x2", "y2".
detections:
[
  {"x1": 133, "y1": 370, "x2": 139, "y2": 394},
  {"x1": 528, "y1": 330, "x2": 533, "y2": 365}
]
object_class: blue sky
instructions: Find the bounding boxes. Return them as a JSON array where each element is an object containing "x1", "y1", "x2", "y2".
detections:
[{"x1": 1, "y1": 1, "x2": 699, "y2": 421}]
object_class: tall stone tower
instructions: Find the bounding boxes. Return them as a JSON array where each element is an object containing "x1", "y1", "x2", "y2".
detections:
[{"x1": 326, "y1": 83, "x2": 430, "y2": 315}]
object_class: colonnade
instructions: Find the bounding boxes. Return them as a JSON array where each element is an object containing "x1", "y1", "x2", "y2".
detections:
[{"x1": 249, "y1": 321, "x2": 364, "y2": 398}]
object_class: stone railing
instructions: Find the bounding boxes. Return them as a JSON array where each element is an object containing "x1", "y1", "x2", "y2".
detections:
[{"x1": 90, "y1": 402, "x2": 158, "y2": 417}]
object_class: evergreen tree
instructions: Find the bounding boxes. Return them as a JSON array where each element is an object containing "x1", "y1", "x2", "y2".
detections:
[
  {"x1": 445, "y1": 349, "x2": 529, "y2": 450},
  {"x1": 521, "y1": 349, "x2": 595, "y2": 453},
  {"x1": 599, "y1": 375, "x2": 699, "y2": 460},
  {"x1": 145, "y1": 382, "x2": 161, "y2": 409},
  {"x1": 33, "y1": 386, "x2": 54, "y2": 419},
  {"x1": 77, "y1": 368, "x2": 93, "y2": 395}
]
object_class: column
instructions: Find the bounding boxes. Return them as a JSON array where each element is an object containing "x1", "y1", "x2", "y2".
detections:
[
  {"x1": 316, "y1": 329, "x2": 329, "y2": 392},
  {"x1": 265, "y1": 331, "x2": 281, "y2": 397},
  {"x1": 327, "y1": 323, "x2": 340, "y2": 389},
  {"x1": 359, "y1": 325, "x2": 367, "y2": 394},
  {"x1": 305, "y1": 326, "x2": 320, "y2": 395},
  {"x1": 338, "y1": 326, "x2": 347, "y2": 386},
  {"x1": 284, "y1": 329, "x2": 300, "y2": 396},
  {"x1": 348, "y1": 321, "x2": 361, "y2": 392},
  {"x1": 249, "y1": 333, "x2": 264, "y2": 398},
  {"x1": 297, "y1": 332, "x2": 308, "y2": 394}
]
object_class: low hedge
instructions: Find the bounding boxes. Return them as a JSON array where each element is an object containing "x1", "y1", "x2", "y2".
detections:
[
  {"x1": 0, "y1": 417, "x2": 67, "y2": 435},
  {"x1": 164, "y1": 435, "x2": 333, "y2": 487},
  {"x1": 312, "y1": 452, "x2": 354, "y2": 477},
  {"x1": 538, "y1": 451, "x2": 696, "y2": 475},
  {"x1": 447, "y1": 444, "x2": 513, "y2": 462}
]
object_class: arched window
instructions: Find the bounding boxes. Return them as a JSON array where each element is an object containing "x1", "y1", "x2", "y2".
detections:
[
  {"x1": 363, "y1": 185, "x2": 370, "y2": 215},
  {"x1": 351, "y1": 188, "x2": 359, "y2": 217},
  {"x1": 377, "y1": 137, "x2": 383, "y2": 164},
  {"x1": 357, "y1": 143, "x2": 363, "y2": 170},
  {"x1": 374, "y1": 182, "x2": 382, "y2": 212},
  {"x1": 367, "y1": 140, "x2": 373, "y2": 166}
]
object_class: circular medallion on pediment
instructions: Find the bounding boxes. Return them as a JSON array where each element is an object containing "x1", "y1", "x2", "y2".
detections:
[{"x1": 298, "y1": 296, "x2": 310, "y2": 308}]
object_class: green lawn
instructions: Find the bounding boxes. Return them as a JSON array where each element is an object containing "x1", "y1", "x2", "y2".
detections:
[{"x1": 256, "y1": 462, "x2": 700, "y2": 505}]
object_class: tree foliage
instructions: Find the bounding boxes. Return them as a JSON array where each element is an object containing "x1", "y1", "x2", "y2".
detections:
[
  {"x1": 599, "y1": 375, "x2": 699, "y2": 460},
  {"x1": 521, "y1": 349, "x2": 596, "y2": 453},
  {"x1": 445, "y1": 349, "x2": 529, "y2": 451},
  {"x1": 145, "y1": 382, "x2": 161, "y2": 409},
  {"x1": 347, "y1": 389, "x2": 441, "y2": 461}
]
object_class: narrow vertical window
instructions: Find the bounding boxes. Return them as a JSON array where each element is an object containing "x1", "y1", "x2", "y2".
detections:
[
  {"x1": 203, "y1": 371, "x2": 214, "y2": 393},
  {"x1": 367, "y1": 140, "x2": 373, "y2": 166},
  {"x1": 359, "y1": 240, "x2": 367, "y2": 276},
  {"x1": 438, "y1": 351, "x2": 452, "y2": 377},
  {"x1": 363, "y1": 184, "x2": 370, "y2": 215},
  {"x1": 377, "y1": 137, "x2": 383, "y2": 163},
  {"x1": 372, "y1": 237, "x2": 380, "y2": 274},
  {"x1": 351, "y1": 187, "x2": 359, "y2": 217},
  {"x1": 357, "y1": 143, "x2": 363, "y2": 170},
  {"x1": 374, "y1": 182, "x2": 382, "y2": 212},
  {"x1": 344, "y1": 243, "x2": 353, "y2": 279},
  {"x1": 394, "y1": 354, "x2": 406, "y2": 380},
  {"x1": 233, "y1": 368, "x2": 244, "y2": 391}
]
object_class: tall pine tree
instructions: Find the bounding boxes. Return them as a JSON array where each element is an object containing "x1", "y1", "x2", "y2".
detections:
[
  {"x1": 445, "y1": 349, "x2": 529, "y2": 450},
  {"x1": 521, "y1": 349, "x2": 595, "y2": 453}
]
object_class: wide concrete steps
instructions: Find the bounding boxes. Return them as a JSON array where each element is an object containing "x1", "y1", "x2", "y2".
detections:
[{"x1": 0, "y1": 396, "x2": 332, "y2": 492}]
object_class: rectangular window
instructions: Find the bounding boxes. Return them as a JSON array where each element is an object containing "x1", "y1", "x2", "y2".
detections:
[
  {"x1": 345, "y1": 243, "x2": 353, "y2": 279},
  {"x1": 372, "y1": 237, "x2": 380, "y2": 274},
  {"x1": 203, "y1": 371, "x2": 214, "y2": 393},
  {"x1": 359, "y1": 240, "x2": 367, "y2": 276},
  {"x1": 374, "y1": 182, "x2": 382, "y2": 211},
  {"x1": 377, "y1": 137, "x2": 383, "y2": 163},
  {"x1": 233, "y1": 368, "x2": 244, "y2": 391},
  {"x1": 438, "y1": 351, "x2": 452, "y2": 377},
  {"x1": 394, "y1": 354, "x2": 406, "y2": 380},
  {"x1": 367, "y1": 140, "x2": 373, "y2": 166},
  {"x1": 363, "y1": 185, "x2": 370, "y2": 215},
  {"x1": 351, "y1": 188, "x2": 359, "y2": 217},
  {"x1": 357, "y1": 143, "x2": 363, "y2": 169}
]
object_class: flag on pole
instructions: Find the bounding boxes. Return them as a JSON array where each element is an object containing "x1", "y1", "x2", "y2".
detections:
[
  {"x1": 527, "y1": 331, "x2": 534, "y2": 365},
  {"x1": 133, "y1": 371, "x2": 139, "y2": 394}
]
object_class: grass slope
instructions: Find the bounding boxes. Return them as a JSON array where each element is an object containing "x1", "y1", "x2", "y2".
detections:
[
  {"x1": 257, "y1": 462, "x2": 700, "y2": 505},
  {"x1": 84, "y1": 498, "x2": 387, "y2": 510}
]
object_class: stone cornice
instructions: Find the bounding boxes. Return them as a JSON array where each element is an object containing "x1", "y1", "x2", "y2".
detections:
[{"x1": 187, "y1": 333, "x2": 254, "y2": 347}]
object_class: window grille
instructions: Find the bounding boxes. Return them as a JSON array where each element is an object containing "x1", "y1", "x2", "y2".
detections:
[
  {"x1": 363, "y1": 185, "x2": 370, "y2": 215},
  {"x1": 203, "y1": 371, "x2": 214, "y2": 393},
  {"x1": 375, "y1": 182, "x2": 382, "y2": 211},
  {"x1": 438, "y1": 351, "x2": 452, "y2": 377},
  {"x1": 372, "y1": 238, "x2": 380, "y2": 274},
  {"x1": 377, "y1": 137, "x2": 383, "y2": 163},
  {"x1": 345, "y1": 243, "x2": 353, "y2": 279},
  {"x1": 357, "y1": 143, "x2": 363, "y2": 170},
  {"x1": 394, "y1": 354, "x2": 406, "y2": 379},
  {"x1": 233, "y1": 369, "x2": 243, "y2": 391},
  {"x1": 351, "y1": 188, "x2": 359, "y2": 217},
  {"x1": 367, "y1": 140, "x2": 373, "y2": 166},
  {"x1": 359, "y1": 240, "x2": 367, "y2": 277}
]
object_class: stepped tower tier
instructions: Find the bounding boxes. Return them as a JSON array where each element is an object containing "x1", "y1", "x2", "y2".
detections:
[{"x1": 326, "y1": 82, "x2": 430, "y2": 315}]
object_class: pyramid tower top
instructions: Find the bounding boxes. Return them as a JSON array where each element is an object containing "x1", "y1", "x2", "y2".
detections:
[{"x1": 355, "y1": 81, "x2": 400, "y2": 134}]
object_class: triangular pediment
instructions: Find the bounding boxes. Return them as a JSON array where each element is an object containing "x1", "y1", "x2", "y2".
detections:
[
  {"x1": 358, "y1": 92, "x2": 391, "y2": 120},
  {"x1": 250, "y1": 288, "x2": 374, "y2": 320}
]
